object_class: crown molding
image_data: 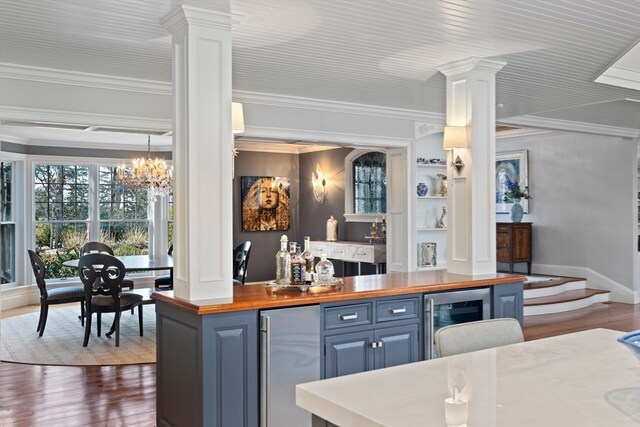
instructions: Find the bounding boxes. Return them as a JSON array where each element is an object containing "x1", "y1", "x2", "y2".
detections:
[
  {"x1": 0, "y1": 63, "x2": 171, "y2": 95},
  {"x1": 242, "y1": 125, "x2": 413, "y2": 148},
  {"x1": 0, "y1": 106, "x2": 172, "y2": 132},
  {"x1": 495, "y1": 127, "x2": 558, "y2": 140},
  {"x1": 437, "y1": 57, "x2": 507, "y2": 76},
  {"x1": 233, "y1": 90, "x2": 444, "y2": 123},
  {"x1": 499, "y1": 115, "x2": 640, "y2": 139},
  {"x1": 235, "y1": 142, "x2": 338, "y2": 154},
  {"x1": 594, "y1": 66, "x2": 640, "y2": 91}
]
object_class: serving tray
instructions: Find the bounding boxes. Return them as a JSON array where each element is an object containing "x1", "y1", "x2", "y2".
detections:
[{"x1": 265, "y1": 278, "x2": 344, "y2": 293}]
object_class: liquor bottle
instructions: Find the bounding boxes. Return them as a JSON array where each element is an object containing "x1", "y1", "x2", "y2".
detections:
[
  {"x1": 301, "y1": 236, "x2": 315, "y2": 283},
  {"x1": 290, "y1": 243, "x2": 306, "y2": 286},
  {"x1": 275, "y1": 235, "x2": 291, "y2": 285},
  {"x1": 315, "y1": 253, "x2": 335, "y2": 285}
]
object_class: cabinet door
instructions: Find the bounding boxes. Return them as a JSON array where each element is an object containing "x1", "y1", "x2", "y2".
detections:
[
  {"x1": 492, "y1": 283, "x2": 524, "y2": 327},
  {"x1": 374, "y1": 324, "x2": 420, "y2": 370},
  {"x1": 324, "y1": 331, "x2": 375, "y2": 379}
]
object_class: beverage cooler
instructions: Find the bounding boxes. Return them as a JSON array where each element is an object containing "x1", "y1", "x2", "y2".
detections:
[
  {"x1": 260, "y1": 306, "x2": 320, "y2": 427},
  {"x1": 424, "y1": 288, "x2": 491, "y2": 359}
]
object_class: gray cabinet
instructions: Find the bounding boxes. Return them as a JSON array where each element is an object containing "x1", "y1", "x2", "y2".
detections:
[
  {"x1": 491, "y1": 282, "x2": 524, "y2": 327},
  {"x1": 156, "y1": 303, "x2": 258, "y2": 427},
  {"x1": 322, "y1": 295, "x2": 421, "y2": 379}
]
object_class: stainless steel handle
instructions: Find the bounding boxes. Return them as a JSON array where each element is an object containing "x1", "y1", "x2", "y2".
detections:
[
  {"x1": 389, "y1": 307, "x2": 406, "y2": 314},
  {"x1": 262, "y1": 315, "x2": 271, "y2": 427},
  {"x1": 339, "y1": 313, "x2": 358, "y2": 321},
  {"x1": 425, "y1": 298, "x2": 434, "y2": 360},
  {"x1": 371, "y1": 342, "x2": 378, "y2": 348}
]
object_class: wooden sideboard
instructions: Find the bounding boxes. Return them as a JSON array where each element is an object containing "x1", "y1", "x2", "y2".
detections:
[{"x1": 496, "y1": 222, "x2": 532, "y2": 274}]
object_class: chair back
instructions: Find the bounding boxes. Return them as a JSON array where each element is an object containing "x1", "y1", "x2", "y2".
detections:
[
  {"x1": 80, "y1": 241, "x2": 114, "y2": 256},
  {"x1": 77, "y1": 253, "x2": 126, "y2": 301},
  {"x1": 434, "y1": 318, "x2": 524, "y2": 357},
  {"x1": 233, "y1": 241, "x2": 252, "y2": 285},
  {"x1": 168, "y1": 244, "x2": 173, "y2": 256},
  {"x1": 27, "y1": 249, "x2": 48, "y2": 298}
]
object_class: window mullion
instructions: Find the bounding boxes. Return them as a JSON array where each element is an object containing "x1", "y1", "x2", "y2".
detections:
[{"x1": 89, "y1": 164, "x2": 99, "y2": 241}]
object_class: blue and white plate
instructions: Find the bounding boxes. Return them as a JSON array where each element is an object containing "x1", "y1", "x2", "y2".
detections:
[{"x1": 618, "y1": 330, "x2": 640, "y2": 360}]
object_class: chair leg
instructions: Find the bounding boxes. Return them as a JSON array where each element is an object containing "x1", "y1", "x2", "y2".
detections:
[
  {"x1": 38, "y1": 304, "x2": 49, "y2": 337},
  {"x1": 36, "y1": 303, "x2": 45, "y2": 333},
  {"x1": 138, "y1": 304, "x2": 144, "y2": 337},
  {"x1": 83, "y1": 310, "x2": 92, "y2": 347},
  {"x1": 97, "y1": 312, "x2": 102, "y2": 337},
  {"x1": 114, "y1": 311, "x2": 121, "y2": 347},
  {"x1": 80, "y1": 301, "x2": 85, "y2": 327}
]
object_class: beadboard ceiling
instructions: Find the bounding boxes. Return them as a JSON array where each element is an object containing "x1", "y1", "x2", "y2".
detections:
[{"x1": 0, "y1": 0, "x2": 639, "y2": 147}]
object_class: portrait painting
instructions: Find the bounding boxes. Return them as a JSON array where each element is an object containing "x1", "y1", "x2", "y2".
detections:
[
  {"x1": 241, "y1": 176, "x2": 290, "y2": 231},
  {"x1": 496, "y1": 150, "x2": 529, "y2": 213}
]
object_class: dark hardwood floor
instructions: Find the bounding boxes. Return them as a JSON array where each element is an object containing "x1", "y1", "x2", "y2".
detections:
[{"x1": 1, "y1": 302, "x2": 639, "y2": 426}]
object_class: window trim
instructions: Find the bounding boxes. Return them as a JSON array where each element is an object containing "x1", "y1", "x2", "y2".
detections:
[{"x1": 344, "y1": 148, "x2": 387, "y2": 223}]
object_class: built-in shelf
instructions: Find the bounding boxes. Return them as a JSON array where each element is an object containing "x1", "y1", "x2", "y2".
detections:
[
  {"x1": 417, "y1": 227, "x2": 447, "y2": 231},
  {"x1": 417, "y1": 164, "x2": 446, "y2": 168},
  {"x1": 417, "y1": 196, "x2": 447, "y2": 200}
]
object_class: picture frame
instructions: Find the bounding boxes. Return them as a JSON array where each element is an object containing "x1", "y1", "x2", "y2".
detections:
[
  {"x1": 496, "y1": 150, "x2": 529, "y2": 214},
  {"x1": 240, "y1": 176, "x2": 291, "y2": 231}
]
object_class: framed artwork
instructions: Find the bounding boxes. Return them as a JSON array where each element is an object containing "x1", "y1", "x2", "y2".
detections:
[
  {"x1": 240, "y1": 176, "x2": 290, "y2": 231},
  {"x1": 496, "y1": 150, "x2": 529, "y2": 214}
]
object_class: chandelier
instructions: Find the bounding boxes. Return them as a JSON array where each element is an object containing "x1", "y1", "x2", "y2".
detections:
[{"x1": 117, "y1": 135, "x2": 172, "y2": 202}]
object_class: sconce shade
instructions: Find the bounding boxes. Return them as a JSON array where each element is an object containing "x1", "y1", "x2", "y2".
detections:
[
  {"x1": 232, "y1": 102, "x2": 245, "y2": 134},
  {"x1": 312, "y1": 164, "x2": 328, "y2": 203},
  {"x1": 443, "y1": 126, "x2": 468, "y2": 149}
]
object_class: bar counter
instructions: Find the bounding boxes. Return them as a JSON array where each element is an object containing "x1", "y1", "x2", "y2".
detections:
[{"x1": 152, "y1": 270, "x2": 525, "y2": 314}]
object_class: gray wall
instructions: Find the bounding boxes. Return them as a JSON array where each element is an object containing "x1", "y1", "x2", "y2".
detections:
[
  {"x1": 497, "y1": 132, "x2": 636, "y2": 288},
  {"x1": 233, "y1": 151, "x2": 300, "y2": 282}
]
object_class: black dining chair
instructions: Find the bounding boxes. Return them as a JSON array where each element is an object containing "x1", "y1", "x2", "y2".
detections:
[
  {"x1": 233, "y1": 241, "x2": 252, "y2": 285},
  {"x1": 154, "y1": 244, "x2": 174, "y2": 290},
  {"x1": 80, "y1": 242, "x2": 135, "y2": 290},
  {"x1": 28, "y1": 249, "x2": 86, "y2": 337},
  {"x1": 77, "y1": 253, "x2": 144, "y2": 347}
]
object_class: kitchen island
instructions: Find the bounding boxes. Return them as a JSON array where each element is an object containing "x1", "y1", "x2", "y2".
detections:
[
  {"x1": 296, "y1": 328, "x2": 640, "y2": 427},
  {"x1": 153, "y1": 270, "x2": 524, "y2": 427}
]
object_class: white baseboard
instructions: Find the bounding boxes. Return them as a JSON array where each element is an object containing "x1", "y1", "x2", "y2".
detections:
[
  {"x1": 0, "y1": 285, "x2": 40, "y2": 311},
  {"x1": 532, "y1": 263, "x2": 639, "y2": 304}
]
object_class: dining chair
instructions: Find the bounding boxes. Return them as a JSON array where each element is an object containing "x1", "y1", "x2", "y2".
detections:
[
  {"x1": 434, "y1": 318, "x2": 524, "y2": 357},
  {"x1": 233, "y1": 241, "x2": 252, "y2": 285},
  {"x1": 154, "y1": 244, "x2": 173, "y2": 290},
  {"x1": 80, "y1": 241, "x2": 135, "y2": 290},
  {"x1": 28, "y1": 249, "x2": 86, "y2": 337},
  {"x1": 77, "y1": 253, "x2": 144, "y2": 347}
]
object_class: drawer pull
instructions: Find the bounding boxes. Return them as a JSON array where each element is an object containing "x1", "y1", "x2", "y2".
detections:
[
  {"x1": 339, "y1": 313, "x2": 358, "y2": 321},
  {"x1": 389, "y1": 307, "x2": 406, "y2": 314}
]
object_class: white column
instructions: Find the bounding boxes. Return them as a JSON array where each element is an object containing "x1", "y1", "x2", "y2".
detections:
[
  {"x1": 438, "y1": 58, "x2": 506, "y2": 275},
  {"x1": 161, "y1": 3, "x2": 233, "y2": 300}
]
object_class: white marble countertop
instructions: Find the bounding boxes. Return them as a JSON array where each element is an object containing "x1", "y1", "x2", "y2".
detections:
[{"x1": 296, "y1": 328, "x2": 640, "y2": 427}]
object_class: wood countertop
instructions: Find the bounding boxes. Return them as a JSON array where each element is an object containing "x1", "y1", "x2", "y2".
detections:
[{"x1": 152, "y1": 270, "x2": 525, "y2": 316}]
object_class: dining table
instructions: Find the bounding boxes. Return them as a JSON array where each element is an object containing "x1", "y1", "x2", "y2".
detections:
[{"x1": 296, "y1": 328, "x2": 640, "y2": 427}]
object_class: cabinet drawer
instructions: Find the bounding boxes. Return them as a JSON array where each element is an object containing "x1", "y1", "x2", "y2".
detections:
[
  {"x1": 310, "y1": 243, "x2": 327, "y2": 257},
  {"x1": 324, "y1": 303, "x2": 373, "y2": 330},
  {"x1": 328, "y1": 245, "x2": 347, "y2": 259},
  {"x1": 376, "y1": 297, "x2": 419, "y2": 322},
  {"x1": 345, "y1": 245, "x2": 375, "y2": 263}
]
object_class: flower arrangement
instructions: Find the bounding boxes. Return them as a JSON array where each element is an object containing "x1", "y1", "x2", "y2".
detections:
[{"x1": 503, "y1": 179, "x2": 531, "y2": 203}]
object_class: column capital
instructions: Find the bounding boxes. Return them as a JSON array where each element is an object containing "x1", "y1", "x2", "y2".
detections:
[
  {"x1": 161, "y1": 4, "x2": 233, "y2": 34},
  {"x1": 437, "y1": 57, "x2": 507, "y2": 77}
]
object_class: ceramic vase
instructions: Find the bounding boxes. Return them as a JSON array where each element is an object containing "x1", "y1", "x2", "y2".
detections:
[
  {"x1": 510, "y1": 199, "x2": 524, "y2": 223},
  {"x1": 417, "y1": 182, "x2": 428, "y2": 197}
]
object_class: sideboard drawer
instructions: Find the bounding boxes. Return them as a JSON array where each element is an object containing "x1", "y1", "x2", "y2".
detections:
[
  {"x1": 324, "y1": 303, "x2": 373, "y2": 330},
  {"x1": 345, "y1": 245, "x2": 375, "y2": 263}
]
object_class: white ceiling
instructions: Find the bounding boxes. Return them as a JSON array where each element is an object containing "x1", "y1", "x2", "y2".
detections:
[{"x1": 0, "y1": 0, "x2": 639, "y2": 147}]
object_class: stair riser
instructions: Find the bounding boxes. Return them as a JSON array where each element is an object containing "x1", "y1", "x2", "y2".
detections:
[
  {"x1": 523, "y1": 281, "x2": 586, "y2": 299},
  {"x1": 524, "y1": 293, "x2": 609, "y2": 316}
]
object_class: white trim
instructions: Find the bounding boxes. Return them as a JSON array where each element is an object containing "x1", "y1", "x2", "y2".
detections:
[
  {"x1": 235, "y1": 141, "x2": 339, "y2": 154},
  {"x1": 524, "y1": 292, "x2": 609, "y2": 316},
  {"x1": 532, "y1": 262, "x2": 639, "y2": 304},
  {"x1": 234, "y1": 90, "x2": 444, "y2": 122},
  {"x1": 0, "y1": 106, "x2": 172, "y2": 134},
  {"x1": 500, "y1": 115, "x2": 640, "y2": 138},
  {"x1": 242, "y1": 125, "x2": 412, "y2": 147},
  {"x1": 594, "y1": 66, "x2": 640, "y2": 91},
  {"x1": 523, "y1": 280, "x2": 586, "y2": 299},
  {"x1": 0, "y1": 63, "x2": 171, "y2": 95},
  {"x1": 0, "y1": 285, "x2": 40, "y2": 310},
  {"x1": 1, "y1": 138, "x2": 170, "y2": 152},
  {"x1": 495, "y1": 127, "x2": 558, "y2": 140}
]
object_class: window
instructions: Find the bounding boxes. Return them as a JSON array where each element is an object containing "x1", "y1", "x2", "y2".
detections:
[
  {"x1": 1, "y1": 161, "x2": 15, "y2": 284},
  {"x1": 33, "y1": 163, "x2": 151, "y2": 279},
  {"x1": 344, "y1": 150, "x2": 386, "y2": 222},
  {"x1": 99, "y1": 166, "x2": 149, "y2": 256}
]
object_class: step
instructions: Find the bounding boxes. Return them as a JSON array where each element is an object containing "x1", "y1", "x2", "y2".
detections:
[
  {"x1": 524, "y1": 289, "x2": 610, "y2": 316},
  {"x1": 523, "y1": 276, "x2": 587, "y2": 299}
]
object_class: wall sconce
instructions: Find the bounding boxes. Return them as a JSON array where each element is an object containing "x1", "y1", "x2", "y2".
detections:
[
  {"x1": 443, "y1": 125, "x2": 469, "y2": 174},
  {"x1": 312, "y1": 164, "x2": 328, "y2": 203},
  {"x1": 232, "y1": 102, "x2": 245, "y2": 135}
]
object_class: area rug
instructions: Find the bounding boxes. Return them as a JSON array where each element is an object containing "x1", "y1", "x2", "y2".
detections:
[{"x1": 0, "y1": 305, "x2": 156, "y2": 366}]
